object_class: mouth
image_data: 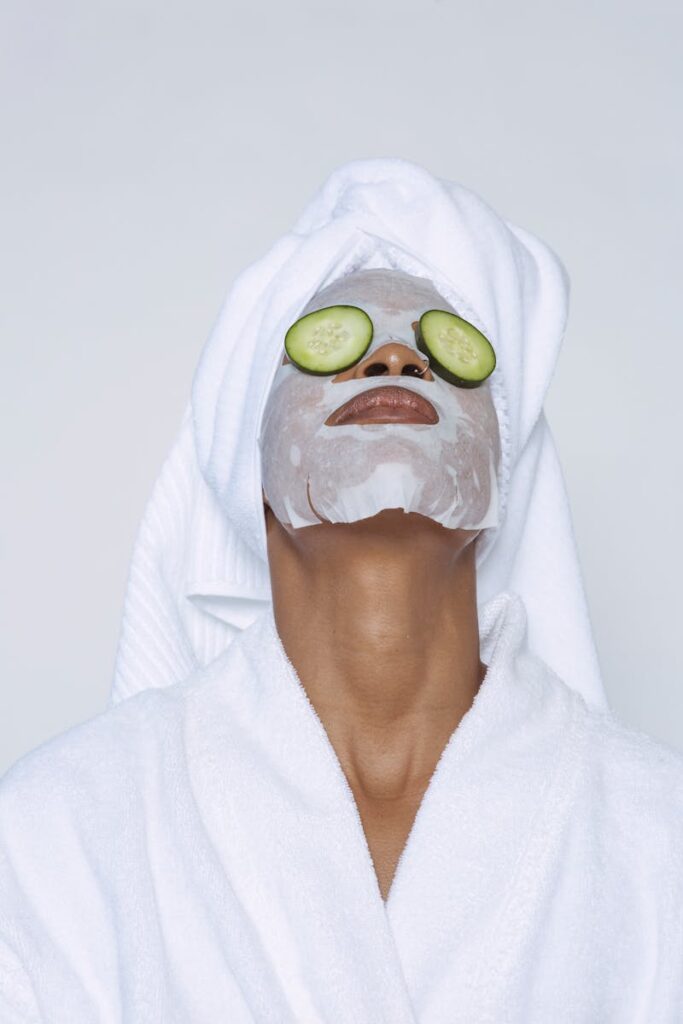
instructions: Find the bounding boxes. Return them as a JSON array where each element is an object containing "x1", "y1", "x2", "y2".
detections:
[{"x1": 325, "y1": 384, "x2": 439, "y2": 426}]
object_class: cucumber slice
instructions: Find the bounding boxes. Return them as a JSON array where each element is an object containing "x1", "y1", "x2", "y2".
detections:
[
  {"x1": 284, "y1": 304, "x2": 373, "y2": 375},
  {"x1": 416, "y1": 310, "x2": 496, "y2": 388}
]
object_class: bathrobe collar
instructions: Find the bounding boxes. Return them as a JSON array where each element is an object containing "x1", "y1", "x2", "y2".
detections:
[{"x1": 183, "y1": 588, "x2": 583, "y2": 1021}]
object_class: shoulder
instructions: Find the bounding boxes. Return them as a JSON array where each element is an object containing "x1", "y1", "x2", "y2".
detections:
[
  {"x1": 0, "y1": 640, "x2": 242, "y2": 833},
  {"x1": 526, "y1": 642, "x2": 683, "y2": 826},
  {"x1": 0, "y1": 630, "x2": 253, "y2": 839},
  {"x1": 0, "y1": 674, "x2": 200, "y2": 842},
  {"x1": 2, "y1": 689, "x2": 160, "y2": 795},
  {"x1": 0, "y1": 670, "x2": 223, "y2": 941},
  {"x1": 576, "y1": 698, "x2": 683, "y2": 854},
  {"x1": 583, "y1": 701, "x2": 683, "y2": 795}
]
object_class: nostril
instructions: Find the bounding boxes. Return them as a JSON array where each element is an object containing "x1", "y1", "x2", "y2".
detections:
[
  {"x1": 364, "y1": 363, "x2": 389, "y2": 376},
  {"x1": 402, "y1": 364, "x2": 425, "y2": 376}
]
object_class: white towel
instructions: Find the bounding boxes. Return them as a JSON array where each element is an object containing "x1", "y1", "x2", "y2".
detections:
[
  {"x1": 110, "y1": 157, "x2": 609, "y2": 712},
  {"x1": 2, "y1": 590, "x2": 682, "y2": 1020}
]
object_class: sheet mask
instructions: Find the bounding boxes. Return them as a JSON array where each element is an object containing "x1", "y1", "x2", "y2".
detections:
[{"x1": 258, "y1": 269, "x2": 502, "y2": 532}]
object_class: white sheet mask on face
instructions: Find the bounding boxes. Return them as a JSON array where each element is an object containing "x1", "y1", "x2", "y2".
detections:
[{"x1": 258, "y1": 269, "x2": 502, "y2": 532}]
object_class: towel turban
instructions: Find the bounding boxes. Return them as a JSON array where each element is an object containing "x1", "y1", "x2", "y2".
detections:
[{"x1": 109, "y1": 157, "x2": 609, "y2": 712}]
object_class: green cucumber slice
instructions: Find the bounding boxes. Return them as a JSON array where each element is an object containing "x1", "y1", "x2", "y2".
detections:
[
  {"x1": 416, "y1": 309, "x2": 496, "y2": 388},
  {"x1": 284, "y1": 304, "x2": 373, "y2": 375}
]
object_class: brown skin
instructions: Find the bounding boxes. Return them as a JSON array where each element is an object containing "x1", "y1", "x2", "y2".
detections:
[{"x1": 263, "y1": 339, "x2": 487, "y2": 903}]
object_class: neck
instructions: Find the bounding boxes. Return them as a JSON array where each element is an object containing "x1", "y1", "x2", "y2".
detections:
[{"x1": 265, "y1": 506, "x2": 486, "y2": 801}]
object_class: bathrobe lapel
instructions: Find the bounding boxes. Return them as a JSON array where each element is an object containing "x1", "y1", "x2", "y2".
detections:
[
  {"x1": 383, "y1": 592, "x2": 584, "y2": 1019},
  {"x1": 184, "y1": 606, "x2": 418, "y2": 1021},
  {"x1": 183, "y1": 589, "x2": 581, "y2": 1021}
]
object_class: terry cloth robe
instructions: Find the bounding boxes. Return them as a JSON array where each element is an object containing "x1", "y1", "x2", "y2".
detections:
[{"x1": 1, "y1": 590, "x2": 682, "y2": 1022}]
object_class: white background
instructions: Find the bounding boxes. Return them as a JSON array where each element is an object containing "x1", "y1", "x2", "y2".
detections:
[{"x1": 2, "y1": 0, "x2": 681, "y2": 773}]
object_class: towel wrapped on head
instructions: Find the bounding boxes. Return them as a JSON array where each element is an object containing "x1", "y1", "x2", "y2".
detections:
[{"x1": 110, "y1": 156, "x2": 608, "y2": 711}]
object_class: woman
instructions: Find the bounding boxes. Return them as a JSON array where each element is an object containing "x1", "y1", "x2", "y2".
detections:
[
  {"x1": 1, "y1": 158, "x2": 682, "y2": 1021},
  {"x1": 259, "y1": 265, "x2": 501, "y2": 903}
]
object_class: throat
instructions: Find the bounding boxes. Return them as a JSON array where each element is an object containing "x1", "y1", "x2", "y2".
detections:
[{"x1": 328, "y1": 670, "x2": 485, "y2": 903}]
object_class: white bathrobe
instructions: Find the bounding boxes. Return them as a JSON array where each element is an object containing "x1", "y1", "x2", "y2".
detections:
[{"x1": 2, "y1": 589, "x2": 682, "y2": 1022}]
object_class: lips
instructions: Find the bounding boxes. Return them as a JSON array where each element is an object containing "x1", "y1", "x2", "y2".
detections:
[{"x1": 325, "y1": 384, "x2": 439, "y2": 426}]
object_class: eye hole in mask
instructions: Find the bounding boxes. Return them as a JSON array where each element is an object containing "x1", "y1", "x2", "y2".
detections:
[{"x1": 284, "y1": 304, "x2": 496, "y2": 388}]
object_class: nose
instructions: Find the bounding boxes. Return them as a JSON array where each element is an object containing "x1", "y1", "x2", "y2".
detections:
[{"x1": 332, "y1": 339, "x2": 434, "y2": 382}]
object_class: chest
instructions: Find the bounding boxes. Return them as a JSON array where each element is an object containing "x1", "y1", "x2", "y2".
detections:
[{"x1": 351, "y1": 786, "x2": 428, "y2": 902}]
